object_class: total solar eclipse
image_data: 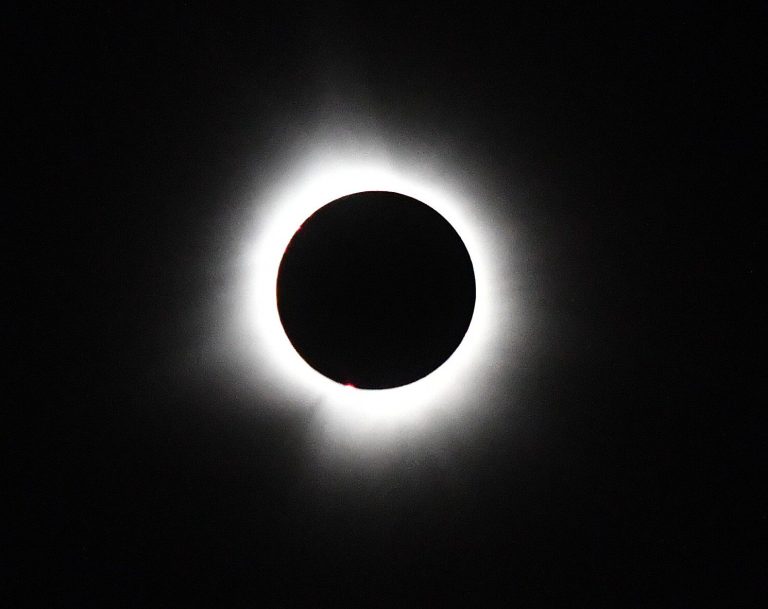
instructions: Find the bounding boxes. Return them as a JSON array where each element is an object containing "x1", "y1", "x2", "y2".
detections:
[{"x1": 276, "y1": 191, "x2": 476, "y2": 389}]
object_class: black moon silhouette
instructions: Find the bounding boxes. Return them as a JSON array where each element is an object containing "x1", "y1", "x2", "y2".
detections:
[{"x1": 276, "y1": 191, "x2": 475, "y2": 389}]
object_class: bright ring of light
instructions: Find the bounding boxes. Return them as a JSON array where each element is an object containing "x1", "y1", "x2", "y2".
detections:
[{"x1": 233, "y1": 141, "x2": 521, "y2": 444}]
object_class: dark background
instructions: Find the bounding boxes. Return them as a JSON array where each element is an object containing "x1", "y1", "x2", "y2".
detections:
[{"x1": 9, "y1": 2, "x2": 762, "y2": 607}]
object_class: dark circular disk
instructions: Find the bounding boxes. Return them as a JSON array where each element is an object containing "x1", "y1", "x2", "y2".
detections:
[{"x1": 276, "y1": 191, "x2": 476, "y2": 389}]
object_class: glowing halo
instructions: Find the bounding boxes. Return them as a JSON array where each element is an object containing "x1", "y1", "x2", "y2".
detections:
[{"x1": 230, "y1": 138, "x2": 524, "y2": 446}]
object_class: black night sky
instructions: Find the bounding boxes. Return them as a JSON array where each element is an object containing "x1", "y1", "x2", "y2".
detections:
[{"x1": 9, "y1": 3, "x2": 762, "y2": 607}]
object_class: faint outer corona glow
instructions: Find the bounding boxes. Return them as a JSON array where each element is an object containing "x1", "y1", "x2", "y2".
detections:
[{"x1": 231, "y1": 136, "x2": 524, "y2": 446}]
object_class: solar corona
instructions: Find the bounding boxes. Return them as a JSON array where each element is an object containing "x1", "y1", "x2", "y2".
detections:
[{"x1": 230, "y1": 138, "x2": 524, "y2": 445}]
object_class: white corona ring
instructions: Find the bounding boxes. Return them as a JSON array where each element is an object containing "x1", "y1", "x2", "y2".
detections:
[{"x1": 228, "y1": 131, "x2": 525, "y2": 449}]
